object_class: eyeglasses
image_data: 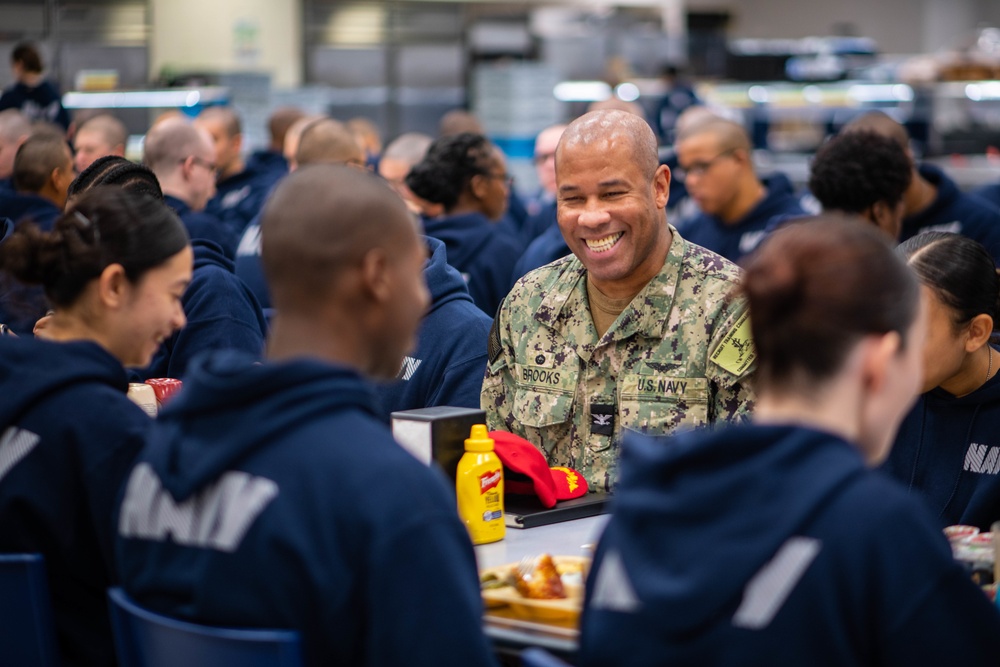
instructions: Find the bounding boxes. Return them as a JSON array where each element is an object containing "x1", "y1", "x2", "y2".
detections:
[
  {"x1": 483, "y1": 172, "x2": 514, "y2": 188},
  {"x1": 183, "y1": 156, "x2": 218, "y2": 175},
  {"x1": 674, "y1": 149, "x2": 736, "y2": 181}
]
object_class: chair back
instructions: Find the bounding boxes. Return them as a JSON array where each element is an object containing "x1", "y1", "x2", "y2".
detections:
[
  {"x1": 521, "y1": 647, "x2": 575, "y2": 667},
  {"x1": 0, "y1": 553, "x2": 59, "y2": 667},
  {"x1": 107, "y1": 587, "x2": 303, "y2": 667}
]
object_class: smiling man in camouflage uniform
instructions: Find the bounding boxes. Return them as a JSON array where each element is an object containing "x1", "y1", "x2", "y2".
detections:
[{"x1": 482, "y1": 109, "x2": 756, "y2": 493}]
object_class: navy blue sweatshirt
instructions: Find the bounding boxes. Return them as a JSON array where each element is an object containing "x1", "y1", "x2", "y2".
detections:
[
  {"x1": 512, "y1": 219, "x2": 570, "y2": 282},
  {"x1": 204, "y1": 163, "x2": 274, "y2": 236},
  {"x1": 0, "y1": 80, "x2": 70, "y2": 130},
  {"x1": 0, "y1": 190, "x2": 61, "y2": 230},
  {"x1": 374, "y1": 236, "x2": 492, "y2": 420},
  {"x1": 164, "y1": 194, "x2": 239, "y2": 259},
  {"x1": 0, "y1": 193, "x2": 60, "y2": 333},
  {"x1": 422, "y1": 211, "x2": 521, "y2": 315},
  {"x1": 883, "y1": 351, "x2": 1000, "y2": 530},
  {"x1": 580, "y1": 424, "x2": 1000, "y2": 667},
  {"x1": 973, "y1": 182, "x2": 1000, "y2": 210},
  {"x1": 0, "y1": 337, "x2": 150, "y2": 667},
  {"x1": 676, "y1": 172, "x2": 807, "y2": 264},
  {"x1": 234, "y1": 211, "x2": 269, "y2": 310},
  {"x1": 133, "y1": 240, "x2": 266, "y2": 381},
  {"x1": 115, "y1": 352, "x2": 498, "y2": 667},
  {"x1": 903, "y1": 164, "x2": 1000, "y2": 262},
  {"x1": 245, "y1": 149, "x2": 289, "y2": 184}
]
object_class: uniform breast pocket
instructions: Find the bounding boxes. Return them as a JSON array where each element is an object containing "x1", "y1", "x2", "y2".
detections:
[
  {"x1": 513, "y1": 386, "x2": 575, "y2": 429},
  {"x1": 618, "y1": 375, "x2": 710, "y2": 434}
]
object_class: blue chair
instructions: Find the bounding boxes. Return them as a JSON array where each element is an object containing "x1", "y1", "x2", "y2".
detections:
[
  {"x1": 521, "y1": 647, "x2": 575, "y2": 667},
  {"x1": 0, "y1": 553, "x2": 59, "y2": 667},
  {"x1": 107, "y1": 587, "x2": 303, "y2": 667}
]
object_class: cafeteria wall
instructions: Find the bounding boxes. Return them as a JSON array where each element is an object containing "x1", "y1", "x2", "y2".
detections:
[{"x1": 149, "y1": 0, "x2": 302, "y2": 87}]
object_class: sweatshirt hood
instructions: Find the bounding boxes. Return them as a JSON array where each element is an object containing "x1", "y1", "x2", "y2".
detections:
[
  {"x1": 423, "y1": 235, "x2": 475, "y2": 313},
  {"x1": 145, "y1": 352, "x2": 380, "y2": 500},
  {"x1": 192, "y1": 238, "x2": 234, "y2": 273},
  {"x1": 905, "y1": 164, "x2": 959, "y2": 231},
  {"x1": 0, "y1": 337, "x2": 128, "y2": 426},
  {"x1": 608, "y1": 424, "x2": 866, "y2": 635},
  {"x1": 422, "y1": 212, "x2": 495, "y2": 269}
]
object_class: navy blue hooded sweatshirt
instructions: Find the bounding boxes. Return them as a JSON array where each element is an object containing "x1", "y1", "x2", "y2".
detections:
[
  {"x1": 133, "y1": 239, "x2": 266, "y2": 381},
  {"x1": 0, "y1": 189, "x2": 61, "y2": 230},
  {"x1": 903, "y1": 164, "x2": 1000, "y2": 262},
  {"x1": 374, "y1": 236, "x2": 492, "y2": 420},
  {"x1": 675, "y1": 172, "x2": 807, "y2": 264},
  {"x1": 164, "y1": 194, "x2": 239, "y2": 260},
  {"x1": 0, "y1": 337, "x2": 150, "y2": 667},
  {"x1": 204, "y1": 162, "x2": 274, "y2": 236},
  {"x1": 512, "y1": 219, "x2": 570, "y2": 282},
  {"x1": 422, "y1": 211, "x2": 521, "y2": 315},
  {"x1": 580, "y1": 425, "x2": 1000, "y2": 667},
  {"x1": 234, "y1": 211, "x2": 270, "y2": 310},
  {"x1": 115, "y1": 352, "x2": 497, "y2": 667},
  {"x1": 0, "y1": 195, "x2": 60, "y2": 333},
  {"x1": 882, "y1": 352, "x2": 1000, "y2": 530},
  {"x1": 973, "y1": 182, "x2": 1000, "y2": 210},
  {"x1": 0, "y1": 80, "x2": 70, "y2": 130},
  {"x1": 245, "y1": 148, "x2": 289, "y2": 185}
]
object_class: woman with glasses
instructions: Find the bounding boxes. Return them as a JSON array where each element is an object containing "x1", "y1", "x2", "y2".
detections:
[{"x1": 406, "y1": 132, "x2": 522, "y2": 314}]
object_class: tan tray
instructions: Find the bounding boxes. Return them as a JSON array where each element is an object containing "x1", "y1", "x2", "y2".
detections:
[{"x1": 480, "y1": 555, "x2": 589, "y2": 623}]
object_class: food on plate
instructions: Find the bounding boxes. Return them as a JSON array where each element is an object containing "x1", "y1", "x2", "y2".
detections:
[{"x1": 515, "y1": 553, "x2": 566, "y2": 600}]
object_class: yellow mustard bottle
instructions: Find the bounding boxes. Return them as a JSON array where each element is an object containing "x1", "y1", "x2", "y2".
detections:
[{"x1": 456, "y1": 424, "x2": 505, "y2": 545}]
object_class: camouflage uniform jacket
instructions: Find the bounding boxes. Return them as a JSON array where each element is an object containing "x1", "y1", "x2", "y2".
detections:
[{"x1": 482, "y1": 226, "x2": 756, "y2": 493}]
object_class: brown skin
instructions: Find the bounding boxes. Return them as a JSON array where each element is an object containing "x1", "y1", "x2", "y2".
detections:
[
  {"x1": 556, "y1": 113, "x2": 672, "y2": 301},
  {"x1": 918, "y1": 284, "x2": 996, "y2": 397},
  {"x1": 676, "y1": 131, "x2": 765, "y2": 225},
  {"x1": 262, "y1": 165, "x2": 430, "y2": 380}
]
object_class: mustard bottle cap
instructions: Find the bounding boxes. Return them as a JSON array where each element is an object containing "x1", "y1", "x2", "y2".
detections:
[{"x1": 465, "y1": 424, "x2": 494, "y2": 452}]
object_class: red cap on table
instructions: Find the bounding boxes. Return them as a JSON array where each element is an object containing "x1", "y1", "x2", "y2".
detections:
[{"x1": 489, "y1": 430, "x2": 588, "y2": 508}]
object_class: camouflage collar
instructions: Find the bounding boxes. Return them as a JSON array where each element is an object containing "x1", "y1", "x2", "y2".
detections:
[{"x1": 533, "y1": 225, "x2": 684, "y2": 354}]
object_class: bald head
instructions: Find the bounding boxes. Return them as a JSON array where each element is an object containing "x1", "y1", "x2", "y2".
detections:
[
  {"x1": 381, "y1": 132, "x2": 432, "y2": 166},
  {"x1": 143, "y1": 117, "x2": 212, "y2": 175},
  {"x1": 439, "y1": 110, "x2": 483, "y2": 137},
  {"x1": 676, "y1": 117, "x2": 751, "y2": 154},
  {"x1": 261, "y1": 164, "x2": 416, "y2": 309},
  {"x1": 296, "y1": 118, "x2": 364, "y2": 168},
  {"x1": 283, "y1": 114, "x2": 327, "y2": 169},
  {"x1": 73, "y1": 113, "x2": 127, "y2": 172},
  {"x1": 196, "y1": 106, "x2": 241, "y2": 138},
  {"x1": 843, "y1": 111, "x2": 910, "y2": 153},
  {"x1": 0, "y1": 109, "x2": 31, "y2": 179},
  {"x1": 559, "y1": 109, "x2": 659, "y2": 180},
  {"x1": 267, "y1": 106, "x2": 305, "y2": 152}
]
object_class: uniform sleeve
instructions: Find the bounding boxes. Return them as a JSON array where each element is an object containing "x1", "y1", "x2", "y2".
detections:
[
  {"x1": 705, "y1": 294, "x2": 757, "y2": 425},
  {"x1": 364, "y1": 512, "x2": 499, "y2": 667}
]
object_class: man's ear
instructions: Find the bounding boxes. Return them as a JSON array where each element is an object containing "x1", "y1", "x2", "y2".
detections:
[
  {"x1": 652, "y1": 163, "x2": 671, "y2": 209},
  {"x1": 360, "y1": 247, "x2": 391, "y2": 303},
  {"x1": 861, "y1": 330, "x2": 901, "y2": 395},
  {"x1": 96, "y1": 263, "x2": 129, "y2": 310}
]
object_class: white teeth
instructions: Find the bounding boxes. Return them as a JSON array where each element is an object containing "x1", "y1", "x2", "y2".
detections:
[{"x1": 585, "y1": 232, "x2": 624, "y2": 253}]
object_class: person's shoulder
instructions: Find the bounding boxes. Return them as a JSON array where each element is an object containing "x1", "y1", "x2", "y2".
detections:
[
  {"x1": 506, "y1": 254, "x2": 582, "y2": 305},
  {"x1": 675, "y1": 231, "x2": 743, "y2": 284}
]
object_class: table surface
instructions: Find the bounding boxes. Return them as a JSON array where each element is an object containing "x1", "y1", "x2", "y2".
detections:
[
  {"x1": 474, "y1": 514, "x2": 610, "y2": 657},
  {"x1": 474, "y1": 515, "x2": 609, "y2": 570}
]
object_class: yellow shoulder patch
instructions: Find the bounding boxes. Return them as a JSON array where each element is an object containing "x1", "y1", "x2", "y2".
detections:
[{"x1": 710, "y1": 310, "x2": 756, "y2": 376}]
